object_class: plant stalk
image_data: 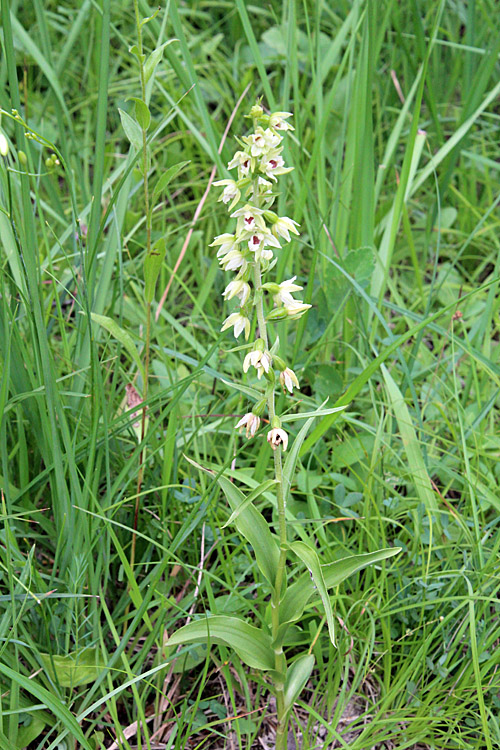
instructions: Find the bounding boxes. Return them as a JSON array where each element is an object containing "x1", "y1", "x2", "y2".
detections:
[{"x1": 253, "y1": 254, "x2": 288, "y2": 750}]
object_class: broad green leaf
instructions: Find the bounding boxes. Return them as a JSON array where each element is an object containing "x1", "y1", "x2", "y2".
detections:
[
  {"x1": 220, "y1": 378, "x2": 263, "y2": 401},
  {"x1": 129, "y1": 44, "x2": 145, "y2": 64},
  {"x1": 128, "y1": 97, "x2": 150, "y2": 130},
  {"x1": 381, "y1": 365, "x2": 439, "y2": 520},
  {"x1": 281, "y1": 405, "x2": 347, "y2": 423},
  {"x1": 217, "y1": 474, "x2": 279, "y2": 587},
  {"x1": 282, "y1": 415, "x2": 315, "y2": 506},
  {"x1": 144, "y1": 238, "x2": 166, "y2": 303},
  {"x1": 278, "y1": 547, "x2": 402, "y2": 637},
  {"x1": 90, "y1": 313, "x2": 144, "y2": 381},
  {"x1": 222, "y1": 478, "x2": 278, "y2": 528},
  {"x1": 167, "y1": 616, "x2": 274, "y2": 671},
  {"x1": 16, "y1": 714, "x2": 45, "y2": 748},
  {"x1": 118, "y1": 107, "x2": 142, "y2": 151},
  {"x1": 152, "y1": 161, "x2": 190, "y2": 201},
  {"x1": 39, "y1": 648, "x2": 101, "y2": 687},
  {"x1": 289, "y1": 541, "x2": 336, "y2": 646},
  {"x1": 284, "y1": 654, "x2": 315, "y2": 714},
  {"x1": 322, "y1": 547, "x2": 401, "y2": 588},
  {"x1": 144, "y1": 40, "x2": 178, "y2": 83}
]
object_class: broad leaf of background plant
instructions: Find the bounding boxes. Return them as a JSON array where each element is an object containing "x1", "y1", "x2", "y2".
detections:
[
  {"x1": 323, "y1": 247, "x2": 374, "y2": 312},
  {"x1": 39, "y1": 648, "x2": 101, "y2": 688}
]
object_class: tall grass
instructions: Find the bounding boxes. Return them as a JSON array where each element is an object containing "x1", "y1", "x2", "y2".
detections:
[{"x1": 0, "y1": 1, "x2": 499, "y2": 748}]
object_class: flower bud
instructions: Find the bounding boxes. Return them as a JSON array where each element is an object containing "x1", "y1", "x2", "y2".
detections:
[
  {"x1": 266, "y1": 307, "x2": 289, "y2": 321},
  {"x1": 252, "y1": 398, "x2": 267, "y2": 416},
  {"x1": 18, "y1": 150, "x2": 27, "y2": 165},
  {"x1": 273, "y1": 355, "x2": 287, "y2": 371},
  {"x1": 270, "y1": 415, "x2": 281, "y2": 430},
  {"x1": 249, "y1": 103, "x2": 264, "y2": 119}
]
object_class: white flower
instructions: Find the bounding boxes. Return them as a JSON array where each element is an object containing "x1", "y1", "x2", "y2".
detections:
[
  {"x1": 227, "y1": 150, "x2": 251, "y2": 177},
  {"x1": 213, "y1": 179, "x2": 241, "y2": 208},
  {"x1": 261, "y1": 248, "x2": 274, "y2": 261},
  {"x1": 230, "y1": 204, "x2": 266, "y2": 231},
  {"x1": 283, "y1": 300, "x2": 312, "y2": 320},
  {"x1": 267, "y1": 428, "x2": 289, "y2": 451},
  {"x1": 0, "y1": 132, "x2": 9, "y2": 157},
  {"x1": 259, "y1": 151, "x2": 292, "y2": 181},
  {"x1": 210, "y1": 233, "x2": 239, "y2": 257},
  {"x1": 279, "y1": 367, "x2": 300, "y2": 394},
  {"x1": 269, "y1": 112, "x2": 294, "y2": 131},
  {"x1": 263, "y1": 127, "x2": 282, "y2": 149},
  {"x1": 273, "y1": 277, "x2": 303, "y2": 306},
  {"x1": 242, "y1": 128, "x2": 268, "y2": 157},
  {"x1": 247, "y1": 231, "x2": 281, "y2": 255},
  {"x1": 221, "y1": 312, "x2": 250, "y2": 339},
  {"x1": 243, "y1": 349, "x2": 272, "y2": 379},
  {"x1": 236, "y1": 412, "x2": 261, "y2": 438},
  {"x1": 219, "y1": 250, "x2": 248, "y2": 273},
  {"x1": 223, "y1": 278, "x2": 251, "y2": 305},
  {"x1": 272, "y1": 216, "x2": 300, "y2": 243}
]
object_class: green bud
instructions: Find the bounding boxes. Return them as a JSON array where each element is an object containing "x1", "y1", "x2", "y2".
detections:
[
  {"x1": 273, "y1": 355, "x2": 287, "y2": 371},
  {"x1": 263, "y1": 210, "x2": 278, "y2": 223},
  {"x1": 252, "y1": 398, "x2": 267, "y2": 417},
  {"x1": 262, "y1": 282, "x2": 280, "y2": 294},
  {"x1": 270, "y1": 415, "x2": 281, "y2": 430},
  {"x1": 264, "y1": 368, "x2": 276, "y2": 384},
  {"x1": 18, "y1": 150, "x2": 27, "y2": 165},
  {"x1": 266, "y1": 307, "x2": 289, "y2": 321},
  {"x1": 254, "y1": 338, "x2": 265, "y2": 352},
  {"x1": 45, "y1": 157, "x2": 53, "y2": 168},
  {"x1": 249, "y1": 103, "x2": 264, "y2": 119}
]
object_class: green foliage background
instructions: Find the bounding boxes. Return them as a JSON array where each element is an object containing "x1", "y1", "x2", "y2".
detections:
[{"x1": 0, "y1": 0, "x2": 499, "y2": 748}]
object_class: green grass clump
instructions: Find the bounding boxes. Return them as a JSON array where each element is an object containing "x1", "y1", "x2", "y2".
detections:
[{"x1": 0, "y1": 1, "x2": 499, "y2": 748}]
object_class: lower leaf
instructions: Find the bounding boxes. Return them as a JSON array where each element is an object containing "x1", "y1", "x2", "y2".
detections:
[{"x1": 167, "y1": 615, "x2": 275, "y2": 671}]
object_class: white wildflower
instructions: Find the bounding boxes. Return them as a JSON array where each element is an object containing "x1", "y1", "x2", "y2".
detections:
[
  {"x1": 219, "y1": 250, "x2": 248, "y2": 273},
  {"x1": 236, "y1": 412, "x2": 261, "y2": 439},
  {"x1": 221, "y1": 312, "x2": 251, "y2": 339},
  {"x1": 279, "y1": 367, "x2": 300, "y2": 394},
  {"x1": 283, "y1": 300, "x2": 312, "y2": 319},
  {"x1": 269, "y1": 112, "x2": 294, "y2": 131},
  {"x1": 267, "y1": 427, "x2": 289, "y2": 451},
  {"x1": 223, "y1": 278, "x2": 251, "y2": 305},
  {"x1": 227, "y1": 150, "x2": 251, "y2": 177},
  {"x1": 259, "y1": 151, "x2": 292, "y2": 181},
  {"x1": 271, "y1": 216, "x2": 300, "y2": 243},
  {"x1": 243, "y1": 349, "x2": 272, "y2": 379},
  {"x1": 213, "y1": 179, "x2": 241, "y2": 208},
  {"x1": 210, "y1": 233, "x2": 239, "y2": 257},
  {"x1": 273, "y1": 277, "x2": 303, "y2": 306},
  {"x1": 0, "y1": 132, "x2": 9, "y2": 157},
  {"x1": 231, "y1": 204, "x2": 266, "y2": 232}
]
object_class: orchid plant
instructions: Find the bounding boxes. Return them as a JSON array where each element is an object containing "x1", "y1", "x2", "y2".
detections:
[{"x1": 168, "y1": 103, "x2": 400, "y2": 749}]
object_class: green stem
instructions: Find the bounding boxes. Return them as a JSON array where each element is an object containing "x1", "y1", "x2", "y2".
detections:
[{"x1": 252, "y1": 255, "x2": 288, "y2": 748}]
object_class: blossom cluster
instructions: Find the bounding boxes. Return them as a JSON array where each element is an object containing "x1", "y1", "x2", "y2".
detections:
[{"x1": 212, "y1": 104, "x2": 310, "y2": 450}]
